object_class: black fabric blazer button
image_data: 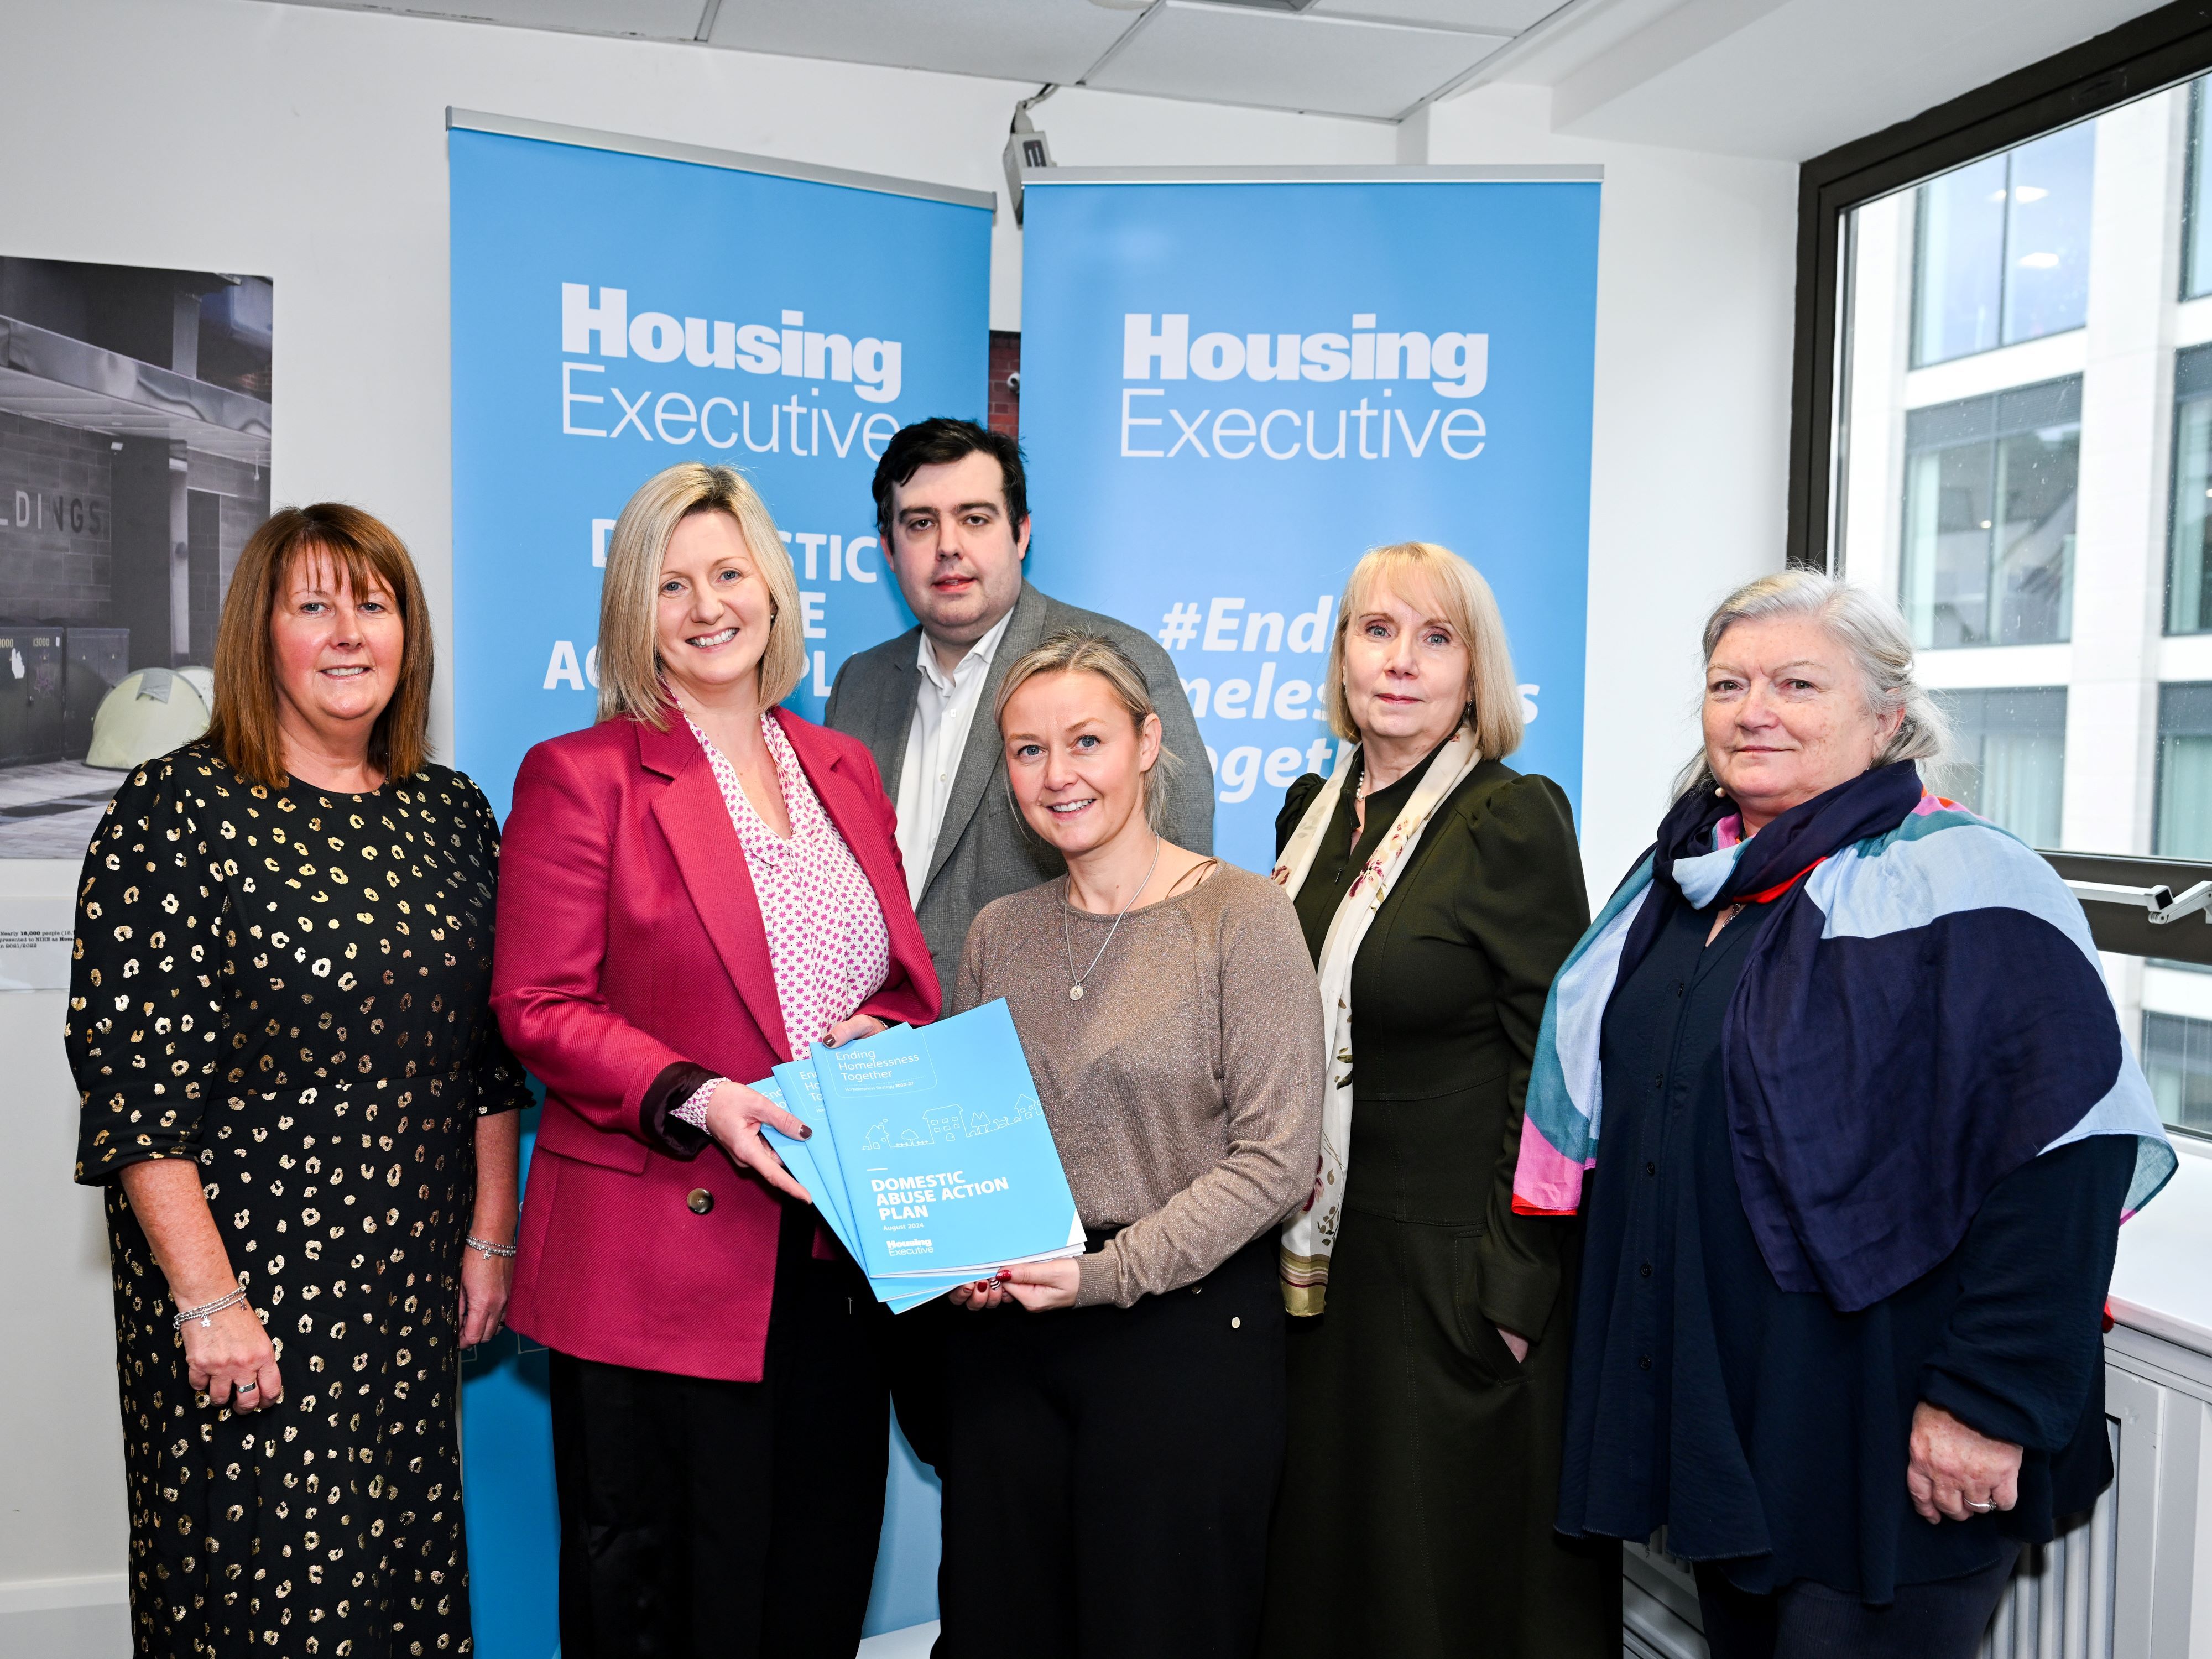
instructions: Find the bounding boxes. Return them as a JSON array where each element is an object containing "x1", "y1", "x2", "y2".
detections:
[{"x1": 687, "y1": 1187, "x2": 714, "y2": 1215}]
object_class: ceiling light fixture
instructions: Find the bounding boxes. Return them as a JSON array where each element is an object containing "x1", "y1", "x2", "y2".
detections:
[{"x1": 1004, "y1": 85, "x2": 1058, "y2": 228}]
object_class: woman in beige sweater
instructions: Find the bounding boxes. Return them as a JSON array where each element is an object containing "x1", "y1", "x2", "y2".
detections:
[{"x1": 938, "y1": 628, "x2": 1325, "y2": 1659}]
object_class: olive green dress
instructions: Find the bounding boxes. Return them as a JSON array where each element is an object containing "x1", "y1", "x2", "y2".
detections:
[{"x1": 1258, "y1": 747, "x2": 1620, "y2": 1658}]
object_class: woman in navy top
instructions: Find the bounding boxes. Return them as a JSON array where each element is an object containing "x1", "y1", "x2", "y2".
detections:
[{"x1": 1517, "y1": 571, "x2": 2173, "y2": 1659}]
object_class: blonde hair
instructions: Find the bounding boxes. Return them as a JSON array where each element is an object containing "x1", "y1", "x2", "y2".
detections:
[
  {"x1": 207, "y1": 504, "x2": 434, "y2": 789},
  {"x1": 1324, "y1": 541, "x2": 1524, "y2": 757},
  {"x1": 1674, "y1": 568, "x2": 1950, "y2": 799},
  {"x1": 993, "y1": 629, "x2": 1183, "y2": 837},
  {"x1": 595, "y1": 462, "x2": 804, "y2": 727}
]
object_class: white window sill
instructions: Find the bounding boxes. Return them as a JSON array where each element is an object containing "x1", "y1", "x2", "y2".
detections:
[{"x1": 2109, "y1": 1131, "x2": 2212, "y2": 1359}]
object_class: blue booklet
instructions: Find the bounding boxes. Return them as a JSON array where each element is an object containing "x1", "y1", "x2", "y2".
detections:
[
  {"x1": 808, "y1": 998, "x2": 1086, "y2": 1280},
  {"x1": 760, "y1": 1061, "x2": 972, "y2": 1311}
]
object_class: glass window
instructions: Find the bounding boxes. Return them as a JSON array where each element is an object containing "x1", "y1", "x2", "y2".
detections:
[
  {"x1": 2157, "y1": 683, "x2": 2212, "y2": 858},
  {"x1": 2187, "y1": 80, "x2": 2212, "y2": 299},
  {"x1": 1928, "y1": 688, "x2": 2067, "y2": 845},
  {"x1": 2142, "y1": 1010, "x2": 2212, "y2": 1135},
  {"x1": 1913, "y1": 124, "x2": 2095, "y2": 367},
  {"x1": 2169, "y1": 343, "x2": 2212, "y2": 633},
  {"x1": 1900, "y1": 378, "x2": 2080, "y2": 648}
]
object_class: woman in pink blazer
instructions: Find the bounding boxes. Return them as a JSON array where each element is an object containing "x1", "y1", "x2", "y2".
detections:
[{"x1": 493, "y1": 462, "x2": 938, "y2": 1659}]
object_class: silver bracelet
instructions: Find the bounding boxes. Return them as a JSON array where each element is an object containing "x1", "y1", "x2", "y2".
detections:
[
  {"x1": 173, "y1": 1286, "x2": 251, "y2": 1331},
  {"x1": 466, "y1": 1235, "x2": 518, "y2": 1260}
]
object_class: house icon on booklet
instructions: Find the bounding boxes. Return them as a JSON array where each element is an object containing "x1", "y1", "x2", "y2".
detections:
[
  {"x1": 924, "y1": 1105, "x2": 965, "y2": 1144},
  {"x1": 964, "y1": 1093, "x2": 1042, "y2": 1139}
]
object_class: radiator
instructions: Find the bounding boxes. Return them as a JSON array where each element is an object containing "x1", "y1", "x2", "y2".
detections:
[
  {"x1": 1620, "y1": 1422, "x2": 2122, "y2": 1659},
  {"x1": 1978, "y1": 1453, "x2": 2119, "y2": 1659}
]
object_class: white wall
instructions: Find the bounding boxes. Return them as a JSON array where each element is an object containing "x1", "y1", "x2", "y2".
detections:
[
  {"x1": 0, "y1": 0, "x2": 1802, "y2": 1635},
  {"x1": 1413, "y1": 86, "x2": 1800, "y2": 886}
]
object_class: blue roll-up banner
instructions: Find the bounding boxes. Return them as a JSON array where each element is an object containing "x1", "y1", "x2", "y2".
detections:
[
  {"x1": 1020, "y1": 168, "x2": 1601, "y2": 873},
  {"x1": 447, "y1": 112, "x2": 992, "y2": 1656}
]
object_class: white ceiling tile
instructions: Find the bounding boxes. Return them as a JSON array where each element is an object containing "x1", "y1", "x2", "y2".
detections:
[
  {"x1": 300, "y1": 0, "x2": 712, "y2": 40},
  {"x1": 706, "y1": 0, "x2": 1139, "y2": 84},
  {"x1": 1087, "y1": 2, "x2": 1506, "y2": 119},
  {"x1": 1310, "y1": 0, "x2": 1562, "y2": 33}
]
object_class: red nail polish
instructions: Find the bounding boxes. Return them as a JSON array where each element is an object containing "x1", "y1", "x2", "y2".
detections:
[{"x1": 995, "y1": 1269, "x2": 1013, "y2": 1281}]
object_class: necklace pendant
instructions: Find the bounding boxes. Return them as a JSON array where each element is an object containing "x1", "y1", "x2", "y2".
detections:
[{"x1": 1068, "y1": 984, "x2": 1085, "y2": 1001}]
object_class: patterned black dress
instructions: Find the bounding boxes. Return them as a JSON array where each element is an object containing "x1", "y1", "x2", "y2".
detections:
[{"x1": 66, "y1": 741, "x2": 531, "y2": 1658}]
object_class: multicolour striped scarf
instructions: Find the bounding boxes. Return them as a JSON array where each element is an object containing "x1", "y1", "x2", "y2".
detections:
[{"x1": 1512, "y1": 761, "x2": 2176, "y2": 1312}]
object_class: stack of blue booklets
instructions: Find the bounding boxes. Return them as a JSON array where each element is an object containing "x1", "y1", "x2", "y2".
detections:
[{"x1": 755, "y1": 998, "x2": 1086, "y2": 1312}]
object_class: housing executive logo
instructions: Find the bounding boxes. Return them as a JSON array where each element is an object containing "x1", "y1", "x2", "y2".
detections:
[{"x1": 1118, "y1": 312, "x2": 1490, "y2": 462}]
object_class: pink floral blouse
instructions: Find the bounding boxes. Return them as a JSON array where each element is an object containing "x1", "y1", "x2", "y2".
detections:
[{"x1": 672, "y1": 711, "x2": 890, "y2": 1128}]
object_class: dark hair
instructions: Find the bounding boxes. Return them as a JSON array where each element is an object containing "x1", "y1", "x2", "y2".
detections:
[
  {"x1": 206, "y1": 503, "x2": 434, "y2": 789},
  {"x1": 871, "y1": 418, "x2": 1028, "y2": 543}
]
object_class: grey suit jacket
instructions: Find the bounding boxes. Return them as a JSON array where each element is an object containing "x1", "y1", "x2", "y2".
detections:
[{"x1": 824, "y1": 581, "x2": 1215, "y2": 995}]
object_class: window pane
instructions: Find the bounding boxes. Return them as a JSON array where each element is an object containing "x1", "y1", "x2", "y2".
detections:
[
  {"x1": 2002, "y1": 124, "x2": 2095, "y2": 345},
  {"x1": 1902, "y1": 444, "x2": 1991, "y2": 645},
  {"x1": 1929, "y1": 687, "x2": 2067, "y2": 844},
  {"x1": 1900, "y1": 380, "x2": 2078, "y2": 649},
  {"x1": 1991, "y1": 421, "x2": 2078, "y2": 643},
  {"x1": 1914, "y1": 154, "x2": 2007, "y2": 366},
  {"x1": 2142, "y1": 1011, "x2": 2212, "y2": 1136},
  {"x1": 2158, "y1": 684, "x2": 2212, "y2": 858},
  {"x1": 2169, "y1": 350, "x2": 2212, "y2": 633},
  {"x1": 2188, "y1": 81, "x2": 2212, "y2": 299}
]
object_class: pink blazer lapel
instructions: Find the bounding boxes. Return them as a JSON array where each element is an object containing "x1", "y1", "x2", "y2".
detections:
[{"x1": 639, "y1": 721, "x2": 791, "y2": 1064}]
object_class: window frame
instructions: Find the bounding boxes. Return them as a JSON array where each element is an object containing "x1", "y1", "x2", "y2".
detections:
[
  {"x1": 1787, "y1": 0, "x2": 2212, "y2": 577},
  {"x1": 1787, "y1": 0, "x2": 2212, "y2": 979}
]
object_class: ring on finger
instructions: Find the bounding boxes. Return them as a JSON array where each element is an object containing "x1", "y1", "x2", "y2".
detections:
[{"x1": 1967, "y1": 1499, "x2": 1994, "y2": 1511}]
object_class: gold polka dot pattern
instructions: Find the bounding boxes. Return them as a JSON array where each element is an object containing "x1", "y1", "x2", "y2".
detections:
[{"x1": 64, "y1": 741, "x2": 531, "y2": 1656}]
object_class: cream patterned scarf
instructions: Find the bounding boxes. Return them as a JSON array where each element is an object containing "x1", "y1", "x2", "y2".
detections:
[{"x1": 1271, "y1": 728, "x2": 1483, "y2": 1316}]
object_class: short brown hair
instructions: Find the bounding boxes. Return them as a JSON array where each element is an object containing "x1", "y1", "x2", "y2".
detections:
[
  {"x1": 1324, "y1": 541, "x2": 1525, "y2": 758},
  {"x1": 993, "y1": 628, "x2": 1182, "y2": 837},
  {"x1": 596, "y1": 463, "x2": 804, "y2": 727},
  {"x1": 205, "y1": 504, "x2": 434, "y2": 789}
]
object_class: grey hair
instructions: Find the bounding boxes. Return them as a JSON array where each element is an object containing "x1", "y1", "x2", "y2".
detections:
[{"x1": 1674, "y1": 569, "x2": 1950, "y2": 800}]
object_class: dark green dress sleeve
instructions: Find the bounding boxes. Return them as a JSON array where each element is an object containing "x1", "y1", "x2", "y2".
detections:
[
  {"x1": 1276, "y1": 773, "x2": 1327, "y2": 857},
  {"x1": 1461, "y1": 774, "x2": 1590, "y2": 1340}
]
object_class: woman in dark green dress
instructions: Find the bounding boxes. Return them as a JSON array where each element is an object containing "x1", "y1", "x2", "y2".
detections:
[
  {"x1": 66, "y1": 504, "x2": 529, "y2": 1657},
  {"x1": 1259, "y1": 541, "x2": 1618, "y2": 1658}
]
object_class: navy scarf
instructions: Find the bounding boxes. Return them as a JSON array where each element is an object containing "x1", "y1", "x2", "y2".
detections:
[{"x1": 1618, "y1": 763, "x2": 2151, "y2": 1311}]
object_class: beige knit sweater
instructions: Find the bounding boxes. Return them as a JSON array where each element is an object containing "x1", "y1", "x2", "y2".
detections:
[{"x1": 954, "y1": 863, "x2": 1326, "y2": 1308}]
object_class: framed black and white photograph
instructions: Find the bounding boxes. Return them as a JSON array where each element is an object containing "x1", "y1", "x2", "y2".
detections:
[{"x1": 0, "y1": 255, "x2": 270, "y2": 858}]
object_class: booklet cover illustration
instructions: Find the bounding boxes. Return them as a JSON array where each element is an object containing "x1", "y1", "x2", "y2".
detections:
[{"x1": 811, "y1": 998, "x2": 1085, "y2": 1279}]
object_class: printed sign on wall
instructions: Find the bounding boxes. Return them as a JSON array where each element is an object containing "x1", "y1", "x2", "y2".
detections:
[
  {"x1": 449, "y1": 116, "x2": 992, "y2": 818},
  {"x1": 448, "y1": 114, "x2": 993, "y2": 1655},
  {"x1": 1019, "y1": 170, "x2": 1601, "y2": 871}
]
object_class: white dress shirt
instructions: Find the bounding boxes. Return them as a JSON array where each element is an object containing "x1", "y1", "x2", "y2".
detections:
[{"x1": 895, "y1": 609, "x2": 1015, "y2": 905}]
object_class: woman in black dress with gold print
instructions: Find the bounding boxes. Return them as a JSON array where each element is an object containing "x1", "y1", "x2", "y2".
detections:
[
  {"x1": 1259, "y1": 542, "x2": 1618, "y2": 1659},
  {"x1": 66, "y1": 504, "x2": 529, "y2": 1658}
]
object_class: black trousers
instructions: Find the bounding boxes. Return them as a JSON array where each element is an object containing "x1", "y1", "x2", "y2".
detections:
[
  {"x1": 549, "y1": 1203, "x2": 890, "y2": 1659},
  {"x1": 1695, "y1": 1546, "x2": 2021, "y2": 1659},
  {"x1": 937, "y1": 1235, "x2": 1287, "y2": 1659}
]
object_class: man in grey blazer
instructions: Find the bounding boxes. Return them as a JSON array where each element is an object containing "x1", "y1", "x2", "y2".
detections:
[{"x1": 826, "y1": 418, "x2": 1213, "y2": 1003}]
